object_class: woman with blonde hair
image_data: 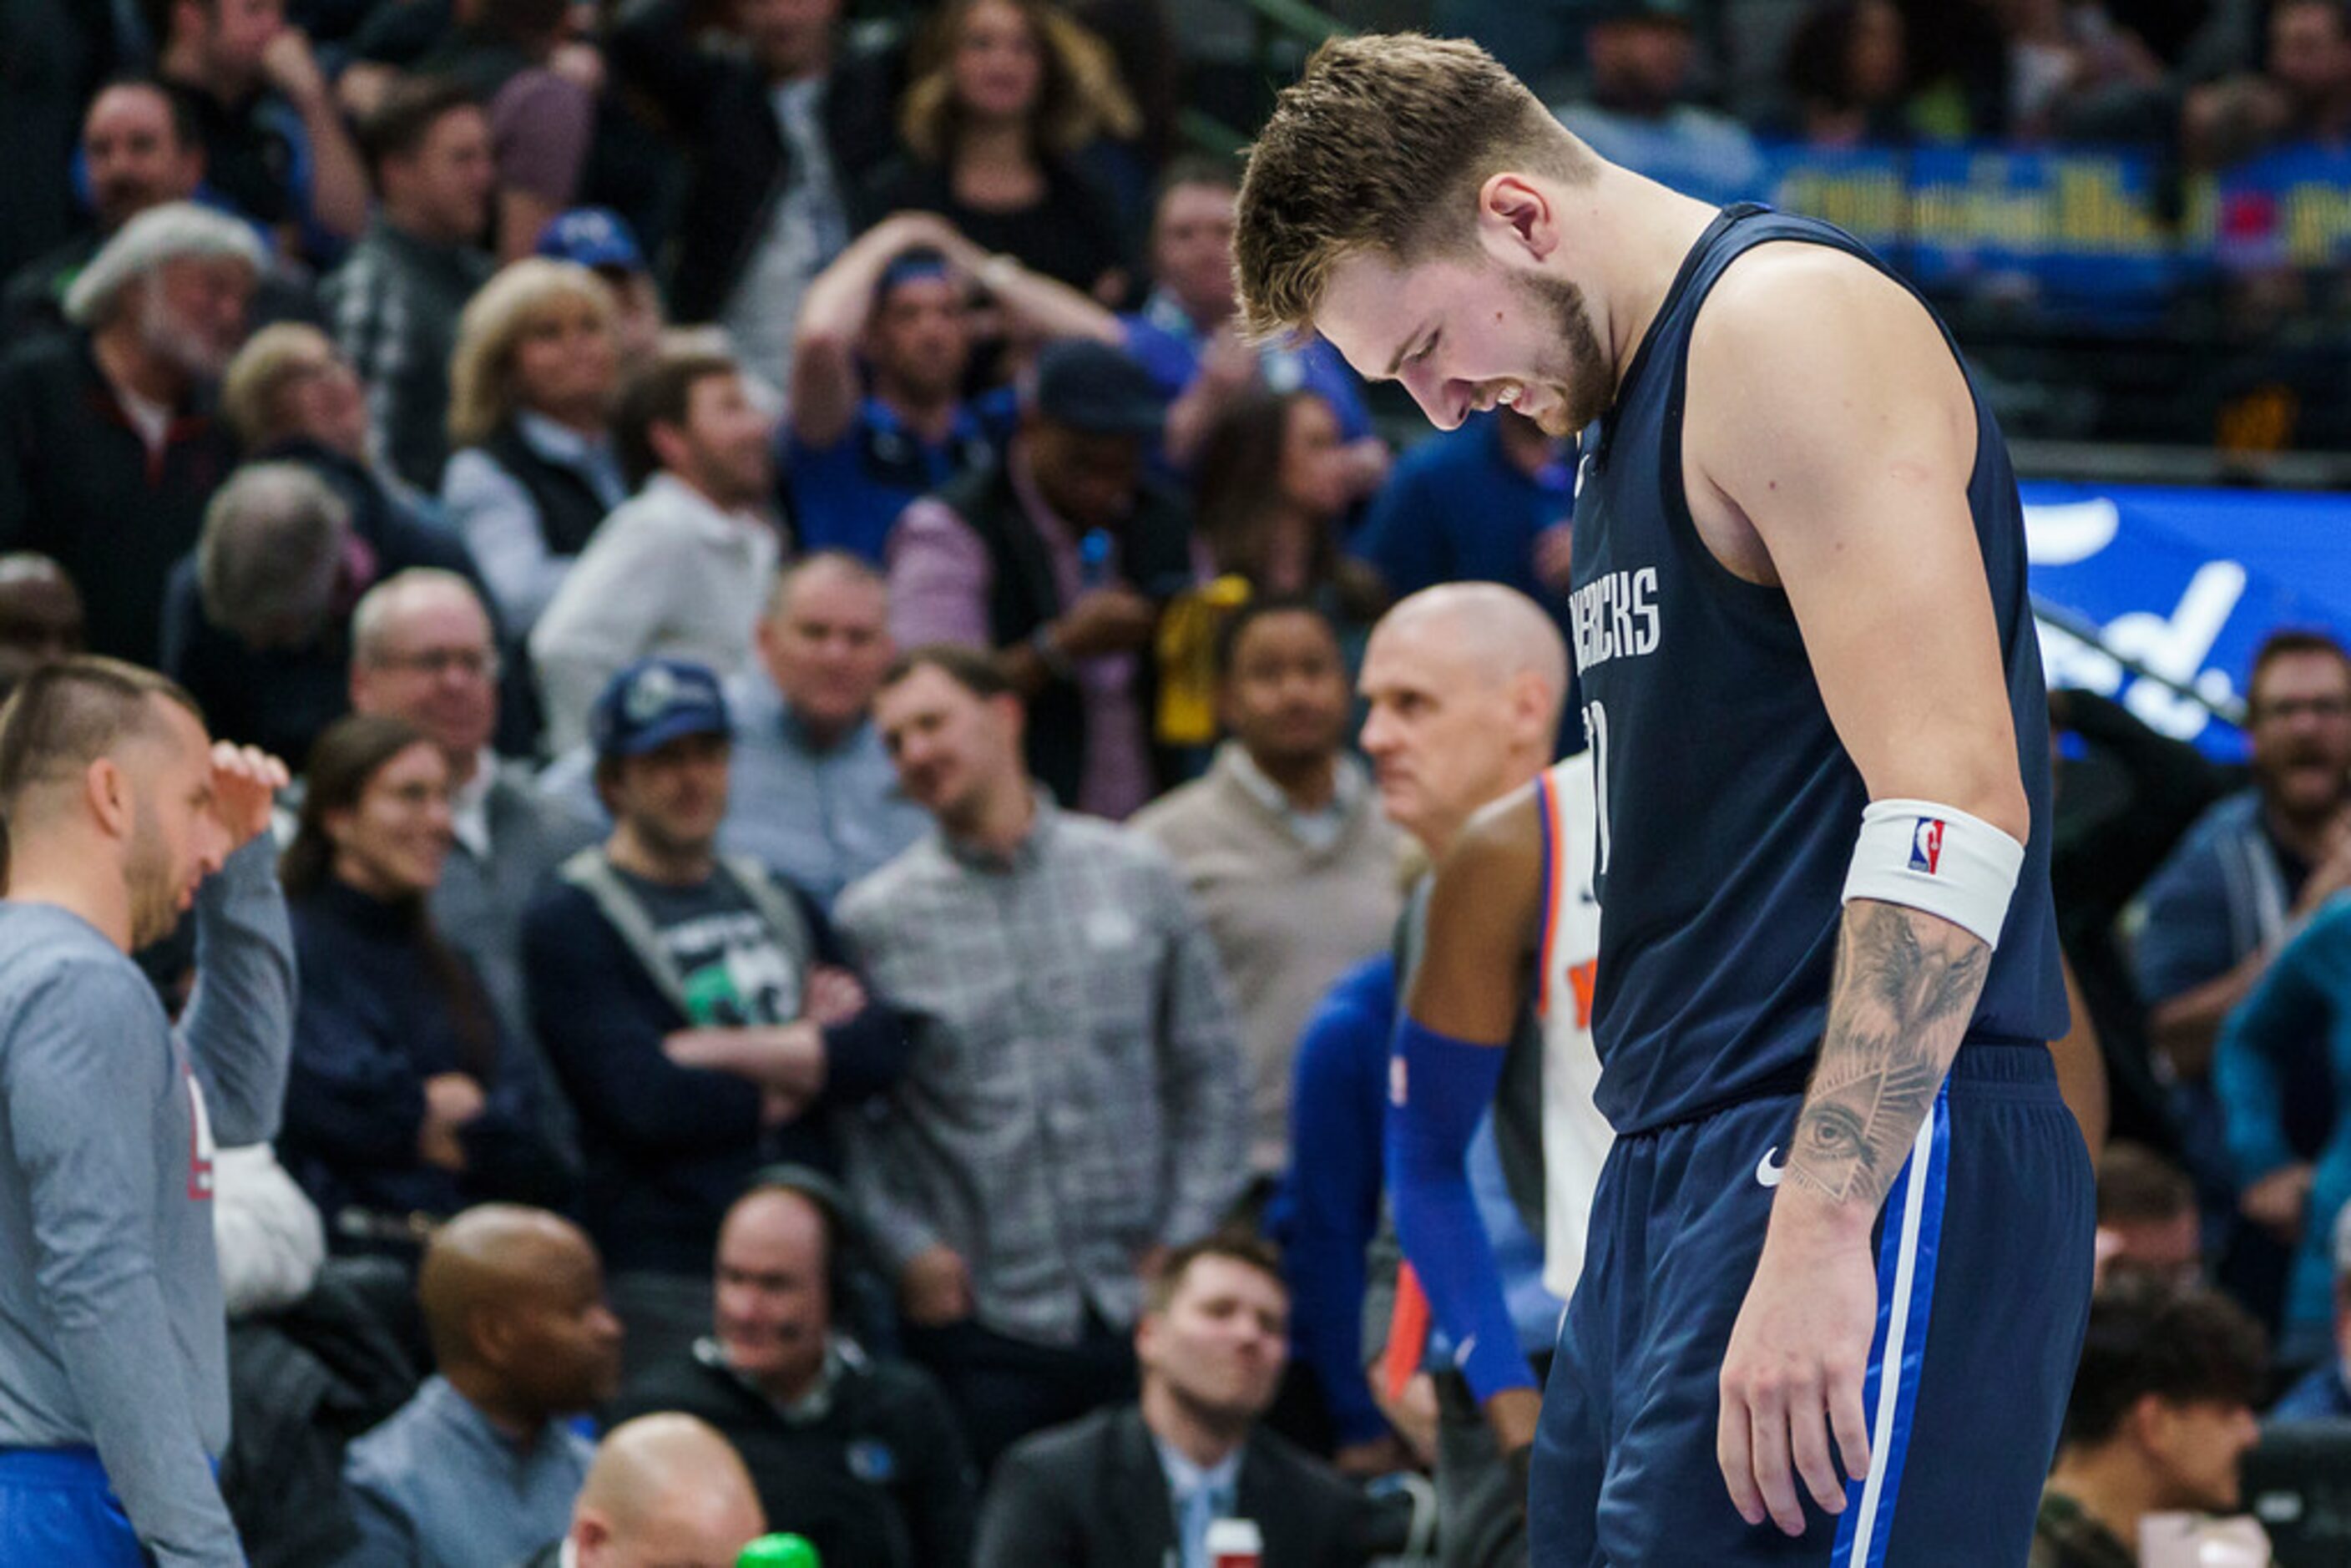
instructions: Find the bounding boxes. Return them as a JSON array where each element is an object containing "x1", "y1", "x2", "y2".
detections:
[
  {"x1": 440, "y1": 257, "x2": 629, "y2": 631},
  {"x1": 867, "y1": 0, "x2": 1141, "y2": 303}
]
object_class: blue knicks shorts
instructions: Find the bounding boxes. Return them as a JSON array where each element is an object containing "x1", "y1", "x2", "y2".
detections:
[
  {"x1": 0, "y1": 1446, "x2": 147, "y2": 1565},
  {"x1": 1530, "y1": 1044, "x2": 2093, "y2": 1565}
]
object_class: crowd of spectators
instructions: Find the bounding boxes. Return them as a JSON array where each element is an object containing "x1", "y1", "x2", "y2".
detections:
[{"x1": 0, "y1": 2, "x2": 2348, "y2": 1565}]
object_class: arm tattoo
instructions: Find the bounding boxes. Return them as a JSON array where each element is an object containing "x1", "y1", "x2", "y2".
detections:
[{"x1": 1785, "y1": 902, "x2": 1990, "y2": 1211}]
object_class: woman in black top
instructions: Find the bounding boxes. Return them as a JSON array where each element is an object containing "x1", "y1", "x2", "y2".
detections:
[
  {"x1": 867, "y1": 0, "x2": 1142, "y2": 304},
  {"x1": 279, "y1": 715, "x2": 563, "y2": 1254}
]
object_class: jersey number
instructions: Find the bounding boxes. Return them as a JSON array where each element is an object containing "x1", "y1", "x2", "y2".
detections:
[{"x1": 1582, "y1": 699, "x2": 1611, "y2": 878}]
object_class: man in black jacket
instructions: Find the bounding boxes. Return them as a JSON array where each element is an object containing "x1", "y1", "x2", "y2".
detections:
[
  {"x1": 0, "y1": 200, "x2": 259, "y2": 667},
  {"x1": 606, "y1": 0, "x2": 898, "y2": 377},
  {"x1": 610, "y1": 1169, "x2": 977, "y2": 1568},
  {"x1": 975, "y1": 1235, "x2": 1373, "y2": 1568}
]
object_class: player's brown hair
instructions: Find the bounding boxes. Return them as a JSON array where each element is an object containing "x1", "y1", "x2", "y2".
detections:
[
  {"x1": 1234, "y1": 33, "x2": 1594, "y2": 342},
  {"x1": 0, "y1": 656, "x2": 201, "y2": 810},
  {"x1": 0, "y1": 657, "x2": 204, "y2": 885}
]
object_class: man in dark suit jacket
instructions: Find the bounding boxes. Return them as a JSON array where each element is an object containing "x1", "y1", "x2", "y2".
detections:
[{"x1": 974, "y1": 1235, "x2": 1373, "y2": 1568}]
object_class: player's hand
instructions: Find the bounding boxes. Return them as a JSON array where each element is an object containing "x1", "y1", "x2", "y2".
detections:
[
  {"x1": 1717, "y1": 1205, "x2": 1878, "y2": 1536},
  {"x1": 901, "y1": 1244, "x2": 974, "y2": 1326},
  {"x1": 210, "y1": 741, "x2": 290, "y2": 849}
]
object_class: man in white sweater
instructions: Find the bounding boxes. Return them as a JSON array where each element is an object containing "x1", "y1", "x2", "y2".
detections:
[{"x1": 531, "y1": 346, "x2": 782, "y2": 751}]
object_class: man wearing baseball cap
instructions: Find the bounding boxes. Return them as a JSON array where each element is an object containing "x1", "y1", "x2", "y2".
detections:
[
  {"x1": 520, "y1": 657, "x2": 908, "y2": 1380},
  {"x1": 887, "y1": 337, "x2": 1198, "y2": 820}
]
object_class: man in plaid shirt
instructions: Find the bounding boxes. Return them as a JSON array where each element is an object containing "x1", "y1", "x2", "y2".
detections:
[{"x1": 837, "y1": 644, "x2": 1249, "y2": 1469}]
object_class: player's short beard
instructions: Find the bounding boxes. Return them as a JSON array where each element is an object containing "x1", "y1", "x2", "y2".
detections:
[
  {"x1": 124, "y1": 796, "x2": 178, "y2": 948},
  {"x1": 1514, "y1": 270, "x2": 1614, "y2": 435}
]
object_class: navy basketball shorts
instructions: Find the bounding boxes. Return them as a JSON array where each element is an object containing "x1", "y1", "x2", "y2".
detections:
[
  {"x1": 1529, "y1": 1044, "x2": 2094, "y2": 1566},
  {"x1": 0, "y1": 1446, "x2": 148, "y2": 1565}
]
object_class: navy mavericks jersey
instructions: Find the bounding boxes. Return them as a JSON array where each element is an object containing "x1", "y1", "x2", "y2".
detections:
[{"x1": 1565, "y1": 203, "x2": 2067, "y2": 1137}]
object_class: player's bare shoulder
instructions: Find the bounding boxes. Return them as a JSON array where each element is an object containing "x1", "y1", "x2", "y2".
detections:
[{"x1": 1679, "y1": 241, "x2": 1978, "y2": 578}]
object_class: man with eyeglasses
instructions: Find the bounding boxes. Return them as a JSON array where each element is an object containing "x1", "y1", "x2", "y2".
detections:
[
  {"x1": 346, "y1": 567, "x2": 599, "y2": 1162},
  {"x1": 2135, "y1": 629, "x2": 2351, "y2": 1340}
]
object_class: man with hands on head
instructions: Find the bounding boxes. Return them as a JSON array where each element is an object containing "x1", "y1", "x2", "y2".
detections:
[
  {"x1": 786, "y1": 209, "x2": 1123, "y2": 564},
  {"x1": 0, "y1": 656, "x2": 293, "y2": 1565}
]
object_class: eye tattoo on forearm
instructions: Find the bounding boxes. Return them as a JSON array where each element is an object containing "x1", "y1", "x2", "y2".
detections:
[{"x1": 1786, "y1": 904, "x2": 1989, "y2": 1209}]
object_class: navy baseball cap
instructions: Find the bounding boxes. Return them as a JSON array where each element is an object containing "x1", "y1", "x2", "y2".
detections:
[
  {"x1": 590, "y1": 658, "x2": 731, "y2": 760},
  {"x1": 536, "y1": 207, "x2": 645, "y2": 273},
  {"x1": 1030, "y1": 338, "x2": 1167, "y2": 437}
]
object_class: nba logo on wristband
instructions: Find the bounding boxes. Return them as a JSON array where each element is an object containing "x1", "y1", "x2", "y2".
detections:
[{"x1": 1909, "y1": 817, "x2": 1944, "y2": 874}]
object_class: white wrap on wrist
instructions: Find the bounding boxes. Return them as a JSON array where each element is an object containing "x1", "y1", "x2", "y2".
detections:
[{"x1": 1840, "y1": 797, "x2": 2025, "y2": 948}]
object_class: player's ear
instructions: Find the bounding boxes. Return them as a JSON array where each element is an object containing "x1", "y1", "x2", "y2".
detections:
[
  {"x1": 1477, "y1": 174, "x2": 1560, "y2": 265},
  {"x1": 1506, "y1": 669, "x2": 1553, "y2": 747},
  {"x1": 83, "y1": 756, "x2": 133, "y2": 839}
]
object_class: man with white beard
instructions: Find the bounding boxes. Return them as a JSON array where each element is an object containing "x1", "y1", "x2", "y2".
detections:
[{"x1": 0, "y1": 202, "x2": 262, "y2": 667}]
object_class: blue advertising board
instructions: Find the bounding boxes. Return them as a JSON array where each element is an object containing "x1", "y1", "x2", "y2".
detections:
[{"x1": 2022, "y1": 481, "x2": 2351, "y2": 760}]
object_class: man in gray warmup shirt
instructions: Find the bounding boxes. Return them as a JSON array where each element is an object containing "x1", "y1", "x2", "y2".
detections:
[{"x1": 0, "y1": 656, "x2": 293, "y2": 1565}]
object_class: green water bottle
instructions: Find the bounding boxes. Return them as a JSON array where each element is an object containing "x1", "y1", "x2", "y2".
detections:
[{"x1": 736, "y1": 1535, "x2": 821, "y2": 1568}]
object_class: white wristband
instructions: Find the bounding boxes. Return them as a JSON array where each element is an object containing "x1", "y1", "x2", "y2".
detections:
[{"x1": 1840, "y1": 797, "x2": 2025, "y2": 949}]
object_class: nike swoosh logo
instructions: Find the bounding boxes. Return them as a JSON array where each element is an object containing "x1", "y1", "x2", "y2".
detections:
[{"x1": 1756, "y1": 1147, "x2": 1786, "y2": 1189}]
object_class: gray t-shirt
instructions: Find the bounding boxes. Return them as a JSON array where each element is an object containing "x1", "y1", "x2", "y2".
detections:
[{"x1": 0, "y1": 837, "x2": 294, "y2": 1565}]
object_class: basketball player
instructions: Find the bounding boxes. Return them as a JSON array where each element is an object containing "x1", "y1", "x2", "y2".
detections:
[
  {"x1": 1386, "y1": 727, "x2": 1606, "y2": 1566},
  {"x1": 1362, "y1": 582, "x2": 1575, "y2": 1568},
  {"x1": 0, "y1": 658, "x2": 291, "y2": 1563},
  {"x1": 1236, "y1": 34, "x2": 2089, "y2": 1565}
]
